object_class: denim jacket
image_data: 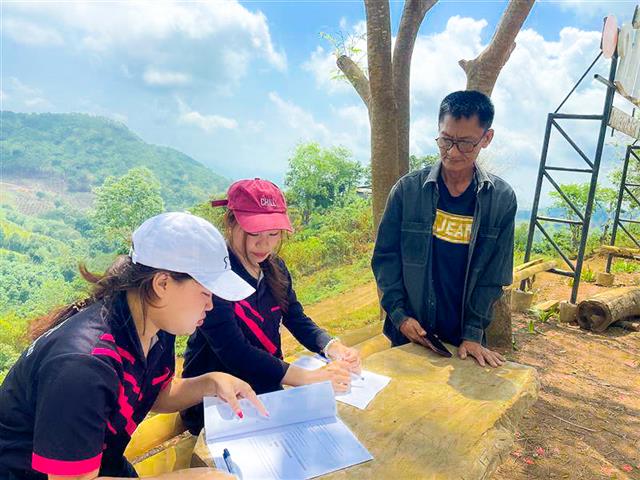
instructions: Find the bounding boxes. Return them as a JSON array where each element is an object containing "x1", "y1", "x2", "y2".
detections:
[{"x1": 371, "y1": 161, "x2": 517, "y2": 345}]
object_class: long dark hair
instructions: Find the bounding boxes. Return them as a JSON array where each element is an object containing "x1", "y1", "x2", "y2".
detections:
[
  {"x1": 29, "y1": 255, "x2": 192, "y2": 340},
  {"x1": 223, "y1": 210, "x2": 290, "y2": 313}
]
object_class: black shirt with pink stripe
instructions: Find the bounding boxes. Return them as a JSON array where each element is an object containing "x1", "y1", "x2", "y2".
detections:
[
  {"x1": 180, "y1": 249, "x2": 331, "y2": 435},
  {"x1": 0, "y1": 292, "x2": 175, "y2": 479}
]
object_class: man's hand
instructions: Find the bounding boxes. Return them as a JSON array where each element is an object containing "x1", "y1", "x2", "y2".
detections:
[
  {"x1": 458, "y1": 340, "x2": 505, "y2": 368},
  {"x1": 399, "y1": 317, "x2": 435, "y2": 350}
]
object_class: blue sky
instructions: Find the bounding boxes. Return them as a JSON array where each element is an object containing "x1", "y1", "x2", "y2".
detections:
[{"x1": 2, "y1": 0, "x2": 638, "y2": 208}]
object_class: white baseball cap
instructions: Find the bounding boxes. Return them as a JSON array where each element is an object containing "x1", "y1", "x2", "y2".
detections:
[{"x1": 130, "y1": 212, "x2": 254, "y2": 301}]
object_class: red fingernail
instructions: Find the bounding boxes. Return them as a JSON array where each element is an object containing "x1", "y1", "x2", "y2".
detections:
[{"x1": 236, "y1": 410, "x2": 244, "y2": 419}]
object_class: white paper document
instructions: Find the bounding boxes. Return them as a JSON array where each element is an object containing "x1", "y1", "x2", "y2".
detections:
[
  {"x1": 204, "y1": 382, "x2": 372, "y2": 479},
  {"x1": 292, "y1": 355, "x2": 391, "y2": 410}
]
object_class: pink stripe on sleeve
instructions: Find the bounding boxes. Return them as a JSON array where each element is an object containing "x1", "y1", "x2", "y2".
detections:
[
  {"x1": 99, "y1": 333, "x2": 115, "y2": 342},
  {"x1": 123, "y1": 372, "x2": 140, "y2": 394},
  {"x1": 234, "y1": 303, "x2": 277, "y2": 355},
  {"x1": 151, "y1": 367, "x2": 172, "y2": 386},
  {"x1": 106, "y1": 421, "x2": 117, "y2": 435},
  {"x1": 161, "y1": 375, "x2": 173, "y2": 391},
  {"x1": 91, "y1": 348, "x2": 122, "y2": 363},
  {"x1": 116, "y1": 346, "x2": 135, "y2": 364},
  {"x1": 32, "y1": 452, "x2": 102, "y2": 476},
  {"x1": 117, "y1": 384, "x2": 138, "y2": 436}
]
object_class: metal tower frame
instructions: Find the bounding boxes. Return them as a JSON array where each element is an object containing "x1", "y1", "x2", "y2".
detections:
[
  {"x1": 605, "y1": 143, "x2": 640, "y2": 272},
  {"x1": 522, "y1": 52, "x2": 618, "y2": 304}
]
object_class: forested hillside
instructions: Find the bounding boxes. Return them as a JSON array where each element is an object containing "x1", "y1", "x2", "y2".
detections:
[{"x1": 1, "y1": 111, "x2": 229, "y2": 209}]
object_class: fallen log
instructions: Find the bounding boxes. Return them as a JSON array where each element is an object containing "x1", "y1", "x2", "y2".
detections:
[
  {"x1": 531, "y1": 299, "x2": 560, "y2": 312},
  {"x1": 599, "y1": 245, "x2": 640, "y2": 260},
  {"x1": 511, "y1": 260, "x2": 557, "y2": 286},
  {"x1": 613, "y1": 320, "x2": 640, "y2": 332},
  {"x1": 514, "y1": 258, "x2": 544, "y2": 272},
  {"x1": 577, "y1": 287, "x2": 640, "y2": 332}
]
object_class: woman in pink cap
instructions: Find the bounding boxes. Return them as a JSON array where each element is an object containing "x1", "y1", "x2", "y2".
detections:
[{"x1": 181, "y1": 179, "x2": 362, "y2": 435}]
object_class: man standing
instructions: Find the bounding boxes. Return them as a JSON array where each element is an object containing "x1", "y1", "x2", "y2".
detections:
[{"x1": 372, "y1": 90, "x2": 516, "y2": 368}]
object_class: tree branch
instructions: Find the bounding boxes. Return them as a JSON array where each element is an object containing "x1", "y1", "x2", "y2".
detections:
[
  {"x1": 459, "y1": 0, "x2": 535, "y2": 96},
  {"x1": 393, "y1": 0, "x2": 438, "y2": 176},
  {"x1": 337, "y1": 55, "x2": 371, "y2": 109}
]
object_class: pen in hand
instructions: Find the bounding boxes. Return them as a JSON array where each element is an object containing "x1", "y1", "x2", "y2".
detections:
[
  {"x1": 223, "y1": 448, "x2": 238, "y2": 476},
  {"x1": 321, "y1": 354, "x2": 364, "y2": 381}
]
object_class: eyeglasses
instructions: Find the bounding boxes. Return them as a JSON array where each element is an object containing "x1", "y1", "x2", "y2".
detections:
[{"x1": 435, "y1": 130, "x2": 487, "y2": 154}]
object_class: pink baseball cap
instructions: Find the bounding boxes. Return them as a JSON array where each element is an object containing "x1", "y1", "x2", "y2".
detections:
[{"x1": 212, "y1": 178, "x2": 293, "y2": 234}]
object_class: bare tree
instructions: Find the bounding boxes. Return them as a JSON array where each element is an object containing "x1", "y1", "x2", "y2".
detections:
[
  {"x1": 459, "y1": 0, "x2": 535, "y2": 95},
  {"x1": 336, "y1": 0, "x2": 535, "y2": 228}
]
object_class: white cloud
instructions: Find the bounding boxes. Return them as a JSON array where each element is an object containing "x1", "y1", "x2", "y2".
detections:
[
  {"x1": 268, "y1": 92, "x2": 332, "y2": 141},
  {"x1": 24, "y1": 97, "x2": 48, "y2": 107},
  {"x1": 303, "y1": 46, "x2": 353, "y2": 94},
  {"x1": 143, "y1": 68, "x2": 192, "y2": 87},
  {"x1": 177, "y1": 98, "x2": 238, "y2": 132},
  {"x1": 246, "y1": 120, "x2": 266, "y2": 133},
  {"x1": 3, "y1": 77, "x2": 52, "y2": 110},
  {"x1": 4, "y1": 1, "x2": 286, "y2": 88},
  {"x1": 552, "y1": 1, "x2": 634, "y2": 21},
  {"x1": 2, "y1": 17, "x2": 64, "y2": 46}
]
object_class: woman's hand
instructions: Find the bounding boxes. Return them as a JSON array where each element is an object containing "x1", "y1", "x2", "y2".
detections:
[
  {"x1": 206, "y1": 372, "x2": 269, "y2": 418},
  {"x1": 326, "y1": 341, "x2": 362, "y2": 374},
  {"x1": 309, "y1": 360, "x2": 352, "y2": 393}
]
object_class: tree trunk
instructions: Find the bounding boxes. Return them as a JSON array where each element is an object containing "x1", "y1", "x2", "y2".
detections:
[
  {"x1": 393, "y1": 0, "x2": 437, "y2": 178},
  {"x1": 577, "y1": 287, "x2": 640, "y2": 332},
  {"x1": 365, "y1": 0, "x2": 399, "y2": 230},
  {"x1": 486, "y1": 291, "x2": 513, "y2": 351},
  {"x1": 459, "y1": 0, "x2": 535, "y2": 96}
]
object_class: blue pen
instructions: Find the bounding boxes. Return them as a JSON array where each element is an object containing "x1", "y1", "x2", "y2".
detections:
[{"x1": 223, "y1": 448, "x2": 236, "y2": 475}]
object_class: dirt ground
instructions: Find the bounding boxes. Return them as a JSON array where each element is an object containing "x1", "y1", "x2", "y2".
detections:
[
  {"x1": 289, "y1": 255, "x2": 640, "y2": 479},
  {"x1": 494, "y1": 256, "x2": 640, "y2": 480}
]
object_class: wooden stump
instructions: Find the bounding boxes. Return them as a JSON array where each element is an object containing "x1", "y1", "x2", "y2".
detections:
[
  {"x1": 577, "y1": 287, "x2": 640, "y2": 332},
  {"x1": 511, "y1": 289, "x2": 534, "y2": 313},
  {"x1": 559, "y1": 301, "x2": 578, "y2": 324},
  {"x1": 595, "y1": 272, "x2": 615, "y2": 287},
  {"x1": 486, "y1": 291, "x2": 513, "y2": 351}
]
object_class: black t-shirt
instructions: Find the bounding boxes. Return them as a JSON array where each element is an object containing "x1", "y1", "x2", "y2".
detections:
[
  {"x1": 432, "y1": 174, "x2": 477, "y2": 346},
  {"x1": 0, "y1": 292, "x2": 175, "y2": 479}
]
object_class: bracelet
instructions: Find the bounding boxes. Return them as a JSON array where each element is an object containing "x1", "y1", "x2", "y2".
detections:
[{"x1": 322, "y1": 338, "x2": 340, "y2": 359}]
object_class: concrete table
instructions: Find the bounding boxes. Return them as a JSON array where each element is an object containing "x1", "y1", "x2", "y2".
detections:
[{"x1": 193, "y1": 342, "x2": 538, "y2": 480}]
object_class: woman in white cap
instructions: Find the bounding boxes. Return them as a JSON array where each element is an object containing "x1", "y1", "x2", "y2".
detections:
[
  {"x1": 181, "y1": 179, "x2": 361, "y2": 435},
  {"x1": 0, "y1": 212, "x2": 266, "y2": 480}
]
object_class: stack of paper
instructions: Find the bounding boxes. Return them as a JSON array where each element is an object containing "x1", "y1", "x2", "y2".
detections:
[
  {"x1": 204, "y1": 382, "x2": 372, "y2": 479},
  {"x1": 292, "y1": 355, "x2": 391, "y2": 410}
]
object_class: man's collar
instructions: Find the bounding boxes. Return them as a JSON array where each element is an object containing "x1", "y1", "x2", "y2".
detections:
[{"x1": 423, "y1": 160, "x2": 494, "y2": 189}]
